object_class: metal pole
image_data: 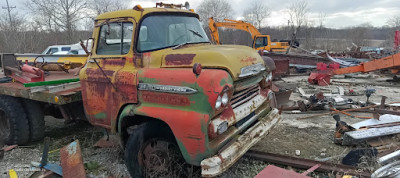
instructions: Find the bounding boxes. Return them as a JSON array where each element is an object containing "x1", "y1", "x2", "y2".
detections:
[{"x1": 2, "y1": 0, "x2": 16, "y2": 28}]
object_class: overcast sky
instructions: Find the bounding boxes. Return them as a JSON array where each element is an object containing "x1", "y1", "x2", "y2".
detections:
[{"x1": 6, "y1": 0, "x2": 400, "y2": 29}]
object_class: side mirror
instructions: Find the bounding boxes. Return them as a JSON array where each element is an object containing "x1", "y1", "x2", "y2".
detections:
[
  {"x1": 86, "y1": 38, "x2": 94, "y2": 52},
  {"x1": 80, "y1": 38, "x2": 94, "y2": 55}
]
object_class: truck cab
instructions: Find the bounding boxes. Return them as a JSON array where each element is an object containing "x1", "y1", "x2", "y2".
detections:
[{"x1": 79, "y1": 3, "x2": 281, "y2": 177}]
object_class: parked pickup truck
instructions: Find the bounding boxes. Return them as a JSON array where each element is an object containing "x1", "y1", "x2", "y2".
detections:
[{"x1": 0, "y1": 2, "x2": 281, "y2": 177}]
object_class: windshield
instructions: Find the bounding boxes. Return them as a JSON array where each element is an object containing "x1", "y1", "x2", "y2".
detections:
[{"x1": 137, "y1": 15, "x2": 209, "y2": 52}]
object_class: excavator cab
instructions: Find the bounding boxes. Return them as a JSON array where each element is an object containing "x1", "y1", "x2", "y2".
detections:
[{"x1": 253, "y1": 35, "x2": 271, "y2": 50}]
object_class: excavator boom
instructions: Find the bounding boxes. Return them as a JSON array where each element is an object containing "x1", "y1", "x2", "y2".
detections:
[
  {"x1": 334, "y1": 52, "x2": 400, "y2": 75},
  {"x1": 208, "y1": 17, "x2": 290, "y2": 53},
  {"x1": 309, "y1": 52, "x2": 400, "y2": 85},
  {"x1": 208, "y1": 17, "x2": 262, "y2": 44}
]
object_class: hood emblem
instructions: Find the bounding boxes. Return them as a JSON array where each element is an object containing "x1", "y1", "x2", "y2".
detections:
[{"x1": 239, "y1": 63, "x2": 266, "y2": 78}]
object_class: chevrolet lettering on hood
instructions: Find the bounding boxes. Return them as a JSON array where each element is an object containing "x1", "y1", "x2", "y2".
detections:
[{"x1": 138, "y1": 83, "x2": 198, "y2": 94}]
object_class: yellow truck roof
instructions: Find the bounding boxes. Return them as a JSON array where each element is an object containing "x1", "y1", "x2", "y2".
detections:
[{"x1": 96, "y1": 7, "x2": 198, "y2": 20}]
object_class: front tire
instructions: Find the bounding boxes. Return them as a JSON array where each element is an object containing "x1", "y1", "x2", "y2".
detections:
[{"x1": 124, "y1": 121, "x2": 191, "y2": 178}]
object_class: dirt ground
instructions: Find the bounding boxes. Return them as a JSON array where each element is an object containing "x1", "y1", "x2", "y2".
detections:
[{"x1": 1, "y1": 73, "x2": 400, "y2": 178}]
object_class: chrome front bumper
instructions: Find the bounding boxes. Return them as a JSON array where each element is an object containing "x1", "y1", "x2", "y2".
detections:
[{"x1": 200, "y1": 108, "x2": 281, "y2": 177}]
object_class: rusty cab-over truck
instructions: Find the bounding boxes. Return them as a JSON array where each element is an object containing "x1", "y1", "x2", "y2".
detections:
[{"x1": 0, "y1": 3, "x2": 281, "y2": 177}]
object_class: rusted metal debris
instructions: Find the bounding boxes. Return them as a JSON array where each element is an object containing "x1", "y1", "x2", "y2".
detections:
[
  {"x1": 296, "y1": 104, "x2": 385, "y2": 120},
  {"x1": 272, "y1": 59, "x2": 290, "y2": 77},
  {"x1": 264, "y1": 52, "x2": 331, "y2": 66},
  {"x1": 333, "y1": 115, "x2": 355, "y2": 144},
  {"x1": 1, "y1": 144, "x2": 18, "y2": 159},
  {"x1": 94, "y1": 135, "x2": 120, "y2": 148},
  {"x1": 296, "y1": 88, "x2": 353, "y2": 112},
  {"x1": 372, "y1": 160, "x2": 400, "y2": 178},
  {"x1": 3, "y1": 145, "x2": 17, "y2": 152},
  {"x1": 246, "y1": 150, "x2": 370, "y2": 177},
  {"x1": 31, "y1": 137, "x2": 63, "y2": 176},
  {"x1": 275, "y1": 89, "x2": 292, "y2": 107},
  {"x1": 255, "y1": 165, "x2": 311, "y2": 178},
  {"x1": 60, "y1": 140, "x2": 86, "y2": 178},
  {"x1": 338, "y1": 114, "x2": 400, "y2": 145}
]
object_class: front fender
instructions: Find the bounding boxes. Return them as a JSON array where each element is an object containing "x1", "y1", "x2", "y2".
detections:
[
  {"x1": 117, "y1": 68, "x2": 234, "y2": 165},
  {"x1": 118, "y1": 104, "x2": 210, "y2": 165}
]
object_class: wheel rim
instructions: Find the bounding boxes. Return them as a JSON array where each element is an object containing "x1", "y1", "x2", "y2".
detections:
[
  {"x1": 141, "y1": 139, "x2": 189, "y2": 178},
  {"x1": 0, "y1": 109, "x2": 9, "y2": 141}
]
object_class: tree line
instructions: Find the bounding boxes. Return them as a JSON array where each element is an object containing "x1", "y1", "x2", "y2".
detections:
[{"x1": 0, "y1": 0, "x2": 399, "y2": 54}]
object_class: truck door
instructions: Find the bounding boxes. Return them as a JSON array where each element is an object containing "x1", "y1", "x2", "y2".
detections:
[{"x1": 80, "y1": 19, "x2": 138, "y2": 127}]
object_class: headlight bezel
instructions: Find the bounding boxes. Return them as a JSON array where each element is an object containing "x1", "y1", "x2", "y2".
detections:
[{"x1": 214, "y1": 86, "x2": 233, "y2": 111}]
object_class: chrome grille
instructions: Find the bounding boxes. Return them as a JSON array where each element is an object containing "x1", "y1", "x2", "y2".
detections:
[{"x1": 230, "y1": 85, "x2": 260, "y2": 109}]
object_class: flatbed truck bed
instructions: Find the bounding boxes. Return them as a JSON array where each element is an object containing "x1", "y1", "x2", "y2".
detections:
[{"x1": 0, "y1": 69, "x2": 82, "y2": 105}]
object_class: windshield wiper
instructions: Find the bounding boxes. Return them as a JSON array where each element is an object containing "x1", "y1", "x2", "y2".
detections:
[
  {"x1": 188, "y1": 29, "x2": 203, "y2": 38},
  {"x1": 172, "y1": 41, "x2": 210, "y2": 50},
  {"x1": 172, "y1": 42, "x2": 192, "y2": 50}
]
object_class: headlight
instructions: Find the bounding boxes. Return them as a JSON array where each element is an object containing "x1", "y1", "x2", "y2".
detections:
[
  {"x1": 221, "y1": 93, "x2": 229, "y2": 106},
  {"x1": 215, "y1": 87, "x2": 232, "y2": 110},
  {"x1": 215, "y1": 95, "x2": 222, "y2": 109}
]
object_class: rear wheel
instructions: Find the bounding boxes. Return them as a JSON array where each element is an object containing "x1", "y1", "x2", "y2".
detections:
[
  {"x1": 0, "y1": 96, "x2": 30, "y2": 145},
  {"x1": 23, "y1": 99, "x2": 45, "y2": 142},
  {"x1": 0, "y1": 109, "x2": 10, "y2": 142},
  {"x1": 124, "y1": 121, "x2": 192, "y2": 178}
]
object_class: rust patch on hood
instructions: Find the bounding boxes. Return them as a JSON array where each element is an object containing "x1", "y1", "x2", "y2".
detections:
[{"x1": 165, "y1": 54, "x2": 196, "y2": 65}]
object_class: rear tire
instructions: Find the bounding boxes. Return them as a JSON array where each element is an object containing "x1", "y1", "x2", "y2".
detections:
[
  {"x1": 23, "y1": 99, "x2": 45, "y2": 142},
  {"x1": 0, "y1": 96, "x2": 30, "y2": 145},
  {"x1": 124, "y1": 121, "x2": 191, "y2": 178}
]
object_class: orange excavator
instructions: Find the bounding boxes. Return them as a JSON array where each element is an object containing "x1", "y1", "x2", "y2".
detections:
[
  {"x1": 208, "y1": 17, "x2": 297, "y2": 53},
  {"x1": 308, "y1": 52, "x2": 400, "y2": 86}
]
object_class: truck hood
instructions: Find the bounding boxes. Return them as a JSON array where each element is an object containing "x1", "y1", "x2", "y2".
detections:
[{"x1": 160, "y1": 44, "x2": 265, "y2": 81}]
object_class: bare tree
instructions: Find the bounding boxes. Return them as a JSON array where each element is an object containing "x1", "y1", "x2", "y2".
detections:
[
  {"x1": 197, "y1": 0, "x2": 233, "y2": 25},
  {"x1": 287, "y1": 0, "x2": 309, "y2": 34},
  {"x1": 386, "y1": 15, "x2": 400, "y2": 28},
  {"x1": 346, "y1": 23, "x2": 372, "y2": 47},
  {"x1": 27, "y1": 0, "x2": 87, "y2": 43},
  {"x1": 243, "y1": 0, "x2": 270, "y2": 29},
  {"x1": 87, "y1": 0, "x2": 124, "y2": 17},
  {"x1": 285, "y1": 0, "x2": 309, "y2": 51},
  {"x1": 0, "y1": 10, "x2": 27, "y2": 52}
]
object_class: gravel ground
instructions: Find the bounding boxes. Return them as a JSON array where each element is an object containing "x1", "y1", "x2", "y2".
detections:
[{"x1": 1, "y1": 74, "x2": 400, "y2": 177}]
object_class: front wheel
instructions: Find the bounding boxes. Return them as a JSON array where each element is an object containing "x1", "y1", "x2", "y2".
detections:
[{"x1": 124, "y1": 122, "x2": 192, "y2": 178}]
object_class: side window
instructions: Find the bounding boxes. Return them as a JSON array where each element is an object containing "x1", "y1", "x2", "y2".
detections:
[
  {"x1": 263, "y1": 38, "x2": 268, "y2": 46},
  {"x1": 97, "y1": 22, "x2": 134, "y2": 55},
  {"x1": 255, "y1": 38, "x2": 263, "y2": 48},
  {"x1": 46, "y1": 48, "x2": 58, "y2": 54},
  {"x1": 254, "y1": 37, "x2": 268, "y2": 48},
  {"x1": 61, "y1": 47, "x2": 71, "y2": 51}
]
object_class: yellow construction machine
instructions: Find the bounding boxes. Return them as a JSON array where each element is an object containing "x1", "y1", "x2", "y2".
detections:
[{"x1": 208, "y1": 17, "x2": 297, "y2": 53}]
